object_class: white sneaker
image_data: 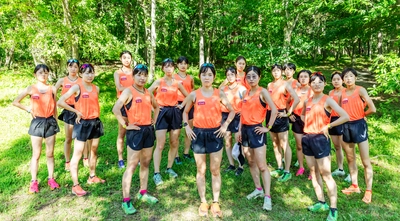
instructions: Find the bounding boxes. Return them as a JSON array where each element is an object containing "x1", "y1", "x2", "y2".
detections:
[
  {"x1": 344, "y1": 174, "x2": 351, "y2": 183},
  {"x1": 332, "y1": 168, "x2": 346, "y2": 176},
  {"x1": 247, "y1": 189, "x2": 264, "y2": 200},
  {"x1": 262, "y1": 196, "x2": 272, "y2": 211}
]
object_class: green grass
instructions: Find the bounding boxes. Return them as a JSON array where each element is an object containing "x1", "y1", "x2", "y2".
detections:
[{"x1": 0, "y1": 60, "x2": 399, "y2": 220}]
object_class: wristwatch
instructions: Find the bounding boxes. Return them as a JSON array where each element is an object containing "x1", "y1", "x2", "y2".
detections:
[{"x1": 183, "y1": 122, "x2": 188, "y2": 127}]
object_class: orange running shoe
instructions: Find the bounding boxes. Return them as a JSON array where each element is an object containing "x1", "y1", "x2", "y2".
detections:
[
  {"x1": 198, "y1": 202, "x2": 209, "y2": 217},
  {"x1": 341, "y1": 185, "x2": 361, "y2": 195},
  {"x1": 72, "y1": 184, "x2": 87, "y2": 197},
  {"x1": 87, "y1": 176, "x2": 105, "y2": 184},
  {"x1": 210, "y1": 202, "x2": 223, "y2": 218},
  {"x1": 362, "y1": 190, "x2": 372, "y2": 204}
]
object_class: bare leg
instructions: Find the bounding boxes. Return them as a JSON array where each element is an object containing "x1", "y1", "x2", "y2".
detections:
[
  {"x1": 270, "y1": 132, "x2": 283, "y2": 168},
  {"x1": 305, "y1": 156, "x2": 325, "y2": 202},
  {"x1": 153, "y1": 130, "x2": 167, "y2": 173},
  {"x1": 331, "y1": 135, "x2": 344, "y2": 170},
  {"x1": 358, "y1": 140, "x2": 373, "y2": 190},
  {"x1": 64, "y1": 123, "x2": 74, "y2": 162},
  {"x1": 294, "y1": 132, "x2": 304, "y2": 169},
  {"x1": 30, "y1": 136, "x2": 43, "y2": 181},
  {"x1": 210, "y1": 149, "x2": 223, "y2": 202},
  {"x1": 139, "y1": 147, "x2": 154, "y2": 191},
  {"x1": 116, "y1": 117, "x2": 127, "y2": 161},
  {"x1": 253, "y1": 145, "x2": 271, "y2": 196},
  {"x1": 122, "y1": 147, "x2": 141, "y2": 198},
  {"x1": 70, "y1": 139, "x2": 85, "y2": 185},
  {"x1": 183, "y1": 119, "x2": 194, "y2": 155},
  {"x1": 278, "y1": 131, "x2": 292, "y2": 171},
  {"x1": 243, "y1": 146, "x2": 261, "y2": 188},
  {"x1": 224, "y1": 131, "x2": 235, "y2": 166},
  {"x1": 88, "y1": 138, "x2": 100, "y2": 176},
  {"x1": 167, "y1": 129, "x2": 181, "y2": 168},
  {"x1": 342, "y1": 142, "x2": 358, "y2": 185},
  {"x1": 44, "y1": 135, "x2": 56, "y2": 179},
  {"x1": 194, "y1": 153, "x2": 207, "y2": 202},
  {"x1": 316, "y1": 156, "x2": 337, "y2": 208}
]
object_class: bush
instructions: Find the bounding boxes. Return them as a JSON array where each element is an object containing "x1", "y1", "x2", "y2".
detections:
[{"x1": 369, "y1": 53, "x2": 400, "y2": 96}]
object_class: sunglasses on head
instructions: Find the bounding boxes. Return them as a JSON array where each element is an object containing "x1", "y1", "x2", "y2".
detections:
[
  {"x1": 201, "y1": 63, "x2": 214, "y2": 68},
  {"x1": 163, "y1": 58, "x2": 173, "y2": 63},
  {"x1": 81, "y1": 63, "x2": 93, "y2": 69},
  {"x1": 68, "y1": 59, "x2": 79, "y2": 63},
  {"x1": 135, "y1": 64, "x2": 148, "y2": 70}
]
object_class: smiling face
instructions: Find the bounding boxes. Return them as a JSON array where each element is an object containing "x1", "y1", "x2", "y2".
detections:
[
  {"x1": 200, "y1": 69, "x2": 215, "y2": 87},
  {"x1": 134, "y1": 71, "x2": 148, "y2": 88},
  {"x1": 82, "y1": 69, "x2": 95, "y2": 83},
  {"x1": 120, "y1": 53, "x2": 132, "y2": 68}
]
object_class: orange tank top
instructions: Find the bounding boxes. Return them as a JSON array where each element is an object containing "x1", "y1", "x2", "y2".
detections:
[
  {"x1": 75, "y1": 84, "x2": 100, "y2": 119},
  {"x1": 329, "y1": 89, "x2": 342, "y2": 117},
  {"x1": 236, "y1": 74, "x2": 250, "y2": 90},
  {"x1": 341, "y1": 86, "x2": 365, "y2": 121},
  {"x1": 155, "y1": 78, "x2": 179, "y2": 106},
  {"x1": 221, "y1": 84, "x2": 242, "y2": 113},
  {"x1": 174, "y1": 74, "x2": 192, "y2": 102},
  {"x1": 241, "y1": 87, "x2": 267, "y2": 125},
  {"x1": 30, "y1": 85, "x2": 55, "y2": 118},
  {"x1": 303, "y1": 95, "x2": 330, "y2": 134},
  {"x1": 193, "y1": 89, "x2": 222, "y2": 128},
  {"x1": 116, "y1": 70, "x2": 134, "y2": 98},
  {"x1": 126, "y1": 87, "x2": 152, "y2": 125},
  {"x1": 61, "y1": 77, "x2": 82, "y2": 105},
  {"x1": 293, "y1": 87, "x2": 312, "y2": 116},
  {"x1": 267, "y1": 80, "x2": 288, "y2": 110}
]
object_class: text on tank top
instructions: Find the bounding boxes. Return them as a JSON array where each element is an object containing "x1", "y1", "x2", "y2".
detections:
[
  {"x1": 174, "y1": 74, "x2": 192, "y2": 102},
  {"x1": 221, "y1": 84, "x2": 242, "y2": 113},
  {"x1": 31, "y1": 85, "x2": 55, "y2": 118},
  {"x1": 241, "y1": 87, "x2": 267, "y2": 125},
  {"x1": 193, "y1": 89, "x2": 222, "y2": 128},
  {"x1": 267, "y1": 80, "x2": 288, "y2": 110},
  {"x1": 75, "y1": 84, "x2": 100, "y2": 119},
  {"x1": 116, "y1": 70, "x2": 134, "y2": 98},
  {"x1": 62, "y1": 77, "x2": 82, "y2": 105},
  {"x1": 293, "y1": 87, "x2": 312, "y2": 116},
  {"x1": 329, "y1": 89, "x2": 342, "y2": 117},
  {"x1": 126, "y1": 87, "x2": 152, "y2": 125},
  {"x1": 155, "y1": 78, "x2": 179, "y2": 106},
  {"x1": 303, "y1": 95, "x2": 330, "y2": 134},
  {"x1": 341, "y1": 86, "x2": 365, "y2": 121}
]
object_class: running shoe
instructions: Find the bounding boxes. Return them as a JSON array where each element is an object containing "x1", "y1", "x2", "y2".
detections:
[
  {"x1": 270, "y1": 169, "x2": 284, "y2": 178},
  {"x1": 326, "y1": 210, "x2": 338, "y2": 221},
  {"x1": 262, "y1": 197, "x2": 272, "y2": 211},
  {"x1": 294, "y1": 160, "x2": 299, "y2": 167},
  {"x1": 341, "y1": 185, "x2": 361, "y2": 195},
  {"x1": 121, "y1": 200, "x2": 137, "y2": 215},
  {"x1": 224, "y1": 165, "x2": 236, "y2": 173},
  {"x1": 296, "y1": 168, "x2": 305, "y2": 176},
  {"x1": 235, "y1": 168, "x2": 244, "y2": 176},
  {"x1": 183, "y1": 154, "x2": 195, "y2": 163},
  {"x1": 246, "y1": 188, "x2": 264, "y2": 200},
  {"x1": 29, "y1": 180, "x2": 39, "y2": 194},
  {"x1": 83, "y1": 158, "x2": 89, "y2": 168},
  {"x1": 48, "y1": 178, "x2": 60, "y2": 190},
  {"x1": 308, "y1": 175, "x2": 312, "y2": 180},
  {"x1": 198, "y1": 202, "x2": 209, "y2": 217},
  {"x1": 344, "y1": 174, "x2": 351, "y2": 183},
  {"x1": 165, "y1": 168, "x2": 178, "y2": 178},
  {"x1": 331, "y1": 168, "x2": 345, "y2": 176},
  {"x1": 72, "y1": 184, "x2": 87, "y2": 197},
  {"x1": 174, "y1": 157, "x2": 182, "y2": 165},
  {"x1": 87, "y1": 176, "x2": 106, "y2": 184},
  {"x1": 153, "y1": 173, "x2": 164, "y2": 186},
  {"x1": 278, "y1": 172, "x2": 292, "y2": 182},
  {"x1": 65, "y1": 162, "x2": 70, "y2": 171},
  {"x1": 307, "y1": 202, "x2": 329, "y2": 212},
  {"x1": 362, "y1": 190, "x2": 372, "y2": 204},
  {"x1": 136, "y1": 193, "x2": 159, "y2": 204},
  {"x1": 210, "y1": 202, "x2": 222, "y2": 218},
  {"x1": 118, "y1": 160, "x2": 125, "y2": 169}
]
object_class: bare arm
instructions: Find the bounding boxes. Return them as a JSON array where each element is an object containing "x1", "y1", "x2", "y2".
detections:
[
  {"x1": 112, "y1": 88, "x2": 132, "y2": 128},
  {"x1": 113, "y1": 70, "x2": 127, "y2": 92},
  {"x1": 218, "y1": 79, "x2": 228, "y2": 89},
  {"x1": 52, "y1": 86, "x2": 58, "y2": 118},
  {"x1": 147, "y1": 79, "x2": 160, "y2": 94},
  {"x1": 183, "y1": 92, "x2": 196, "y2": 140},
  {"x1": 217, "y1": 89, "x2": 235, "y2": 137},
  {"x1": 12, "y1": 85, "x2": 34, "y2": 118},
  {"x1": 261, "y1": 88, "x2": 278, "y2": 128},
  {"x1": 285, "y1": 82, "x2": 300, "y2": 115},
  {"x1": 54, "y1": 78, "x2": 64, "y2": 92},
  {"x1": 57, "y1": 84, "x2": 82, "y2": 123},
  {"x1": 178, "y1": 82, "x2": 189, "y2": 97},
  {"x1": 359, "y1": 87, "x2": 376, "y2": 116}
]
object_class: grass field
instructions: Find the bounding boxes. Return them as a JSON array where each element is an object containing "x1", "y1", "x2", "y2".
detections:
[{"x1": 0, "y1": 59, "x2": 399, "y2": 220}]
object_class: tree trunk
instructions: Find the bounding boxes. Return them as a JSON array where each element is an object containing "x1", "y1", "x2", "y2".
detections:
[
  {"x1": 5, "y1": 46, "x2": 15, "y2": 69},
  {"x1": 378, "y1": 32, "x2": 383, "y2": 55},
  {"x1": 62, "y1": 0, "x2": 78, "y2": 59},
  {"x1": 283, "y1": 0, "x2": 299, "y2": 61},
  {"x1": 124, "y1": 2, "x2": 133, "y2": 44},
  {"x1": 149, "y1": 0, "x2": 156, "y2": 82},
  {"x1": 198, "y1": 0, "x2": 205, "y2": 67},
  {"x1": 139, "y1": 0, "x2": 151, "y2": 65}
]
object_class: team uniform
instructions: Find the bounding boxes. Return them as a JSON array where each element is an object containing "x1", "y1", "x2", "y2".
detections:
[
  {"x1": 291, "y1": 86, "x2": 312, "y2": 134},
  {"x1": 125, "y1": 87, "x2": 155, "y2": 151},
  {"x1": 328, "y1": 90, "x2": 344, "y2": 136},
  {"x1": 221, "y1": 85, "x2": 242, "y2": 133},
  {"x1": 302, "y1": 95, "x2": 331, "y2": 159},
  {"x1": 236, "y1": 74, "x2": 250, "y2": 90},
  {"x1": 58, "y1": 77, "x2": 82, "y2": 124},
  {"x1": 266, "y1": 81, "x2": 289, "y2": 133},
  {"x1": 191, "y1": 89, "x2": 223, "y2": 154},
  {"x1": 341, "y1": 86, "x2": 368, "y2": 143},
  {"x1": 240, "y1": 87, "x2": 267, "y2": 148},
  {"x1": 116, "y1": 70, "x2": 134, "y2": 117},
  {"x1": 72, "y1": 84, "x2": 104, "y2": 141},
  {"x1": 28, "y1": 85, "x2": 60, "y2": 138},
  {"x1": 174, "y1": 74, "x2": 193, "y2": 119},
  {"x1": 154, "y1": 79, "x2": 182, "y2": 131}
]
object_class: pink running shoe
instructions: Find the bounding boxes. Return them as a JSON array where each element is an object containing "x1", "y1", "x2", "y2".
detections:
[
  {"x1": 48, "y1": 178, "x2": 60, "y2": 190},
  {"x1": 296, "y1": 168, "x2": 305, "y2": 176},
  {"x1": 72, "y1": 184, "x2": 87, "y2": 197},
  {"x1": 29, "y1": 180, "x2": 39, "y2": 194},
  {"x1": 87, "y1": 176, "x2": 106, "y2": 184}
]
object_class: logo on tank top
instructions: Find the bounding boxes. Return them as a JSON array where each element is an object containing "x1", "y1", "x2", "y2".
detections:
[
  {"x1": 161, "y1": 87, "x2": 168, "y2": 92},
  {"x1": 268, "y1": 89, "x2": 272, "y2": 94},
  {"x1": 236, "y1": 78, "x2": 241, "y2": 82},
  {"x1": 65, "y1": 84, "x2": 72, "y2": 88},
  {"x1": 82, "y1": 92, "x2": 89, "y2": 98},
  {"x1": 178, "y1": 80, "x2": 183, "y2": 84},
  {"x1": 120, "y1": 76, "x2": 127, "y2": 81},
  {"x1": 32, "y1": 94, "x2": 40, "y2": 99},
  {"x1": 306, "y1": 106, "x2": 311, "y2": 111},
  {"x1": 342, "y1": 98, "x2": 348, "y2": 104},
  {"x1": 197, "y1": 99, "x2": 206, "y2": 105},
  {"x1": 135, "y1": 97, "x2": 142, "y2": 103},
  {"x1": 243, "y1": 99, "x2": 247, "y2": 103}
]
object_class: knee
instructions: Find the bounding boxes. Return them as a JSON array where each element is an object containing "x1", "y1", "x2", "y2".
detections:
[
  {"x1": 46, "y1": 151, "x2": 54, "y2": 158},
  {"x1": 65, "y1": 137, "x2": 73, "y2": 144},
  {"x1": 362, "y1": 159, "x2": 372, "y2": 168},
  {"x1": 169, "y1": 139, "x2": 179, "y2": 148},
  {"x1": 258, "y1": 165, "x2": 268, "y2": 172},
  {"x1": 210, "y1": 167, "x2": 220, "y2": 176},
  {"x1": 296, "y1": 144, "x2": 302, "y2": 151},
  {"x1": 197, "y1": 170, "x2": 206, "y2": 178}
]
